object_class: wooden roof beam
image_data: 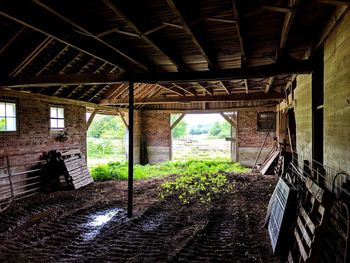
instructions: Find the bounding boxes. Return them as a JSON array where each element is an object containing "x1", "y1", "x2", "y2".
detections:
[
  {"x1": 197, "y1": 83, "x2": 213, "y2": 95},
  {"x1": 1, "y1": 58, "x2": 314, "y2": 87},
  {"x1": 265, "y1": 77, "x2": 275, "y2": 93},
  {"x1": 100, "y1": 92, "x2": 284, "y2": 105},
  {"x1": 0, "y1": 26, "x2": 26, "y2": 56},
  {"x1": 173, "y1": 83, "x2": 197, "y2": 96},
  {"x1": 220, "y1": 81, "x2": 231, "y2": 95},
  {"x1": 166, "y1": 0, "x2": 215, "y2": 70},
  {"x1": 102, "y1": 0, "x2": 185, "y2": 71},
  {"x1": 318, "y1": 0, "x2": 350, "y2": 5},
  {"x1": 158, "y1": 83, "x2": 186, "y2": 96},
  {"x1": 32, "y1": 0, "x2": 148, "y2": 71}
]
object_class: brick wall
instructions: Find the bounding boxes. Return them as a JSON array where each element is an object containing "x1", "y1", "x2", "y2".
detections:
[
  {"x1": 141, "y1": 111, "x2": 170, "y2": 163},
  {"x1": 0, "y1": 97, "x2": 87, "y2": 165},
  {"x1": 237, "y1": 110, "x2": 275, "y2": 167}
]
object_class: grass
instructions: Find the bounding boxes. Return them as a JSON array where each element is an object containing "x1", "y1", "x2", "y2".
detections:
[{"x1": 90, "y1": 159, "x2": 248, "y2": 181}]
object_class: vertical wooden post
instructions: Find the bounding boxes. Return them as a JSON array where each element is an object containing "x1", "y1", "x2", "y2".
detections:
[{"x1": 127, "y1": 81, "x2": 134, "y2": 218}]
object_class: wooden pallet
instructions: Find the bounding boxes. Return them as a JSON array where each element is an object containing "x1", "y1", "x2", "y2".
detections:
[
  {"x1": 288, "y1": 178, "x2": 330, "y2": 263},
  {"x1": 59, "y1": 150, "x2": 93, "y2": 190}
]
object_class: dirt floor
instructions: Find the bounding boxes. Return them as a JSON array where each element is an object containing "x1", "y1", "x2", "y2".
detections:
[{"x1": 0, "y1": 173, "x2": 279, "y2": 262}]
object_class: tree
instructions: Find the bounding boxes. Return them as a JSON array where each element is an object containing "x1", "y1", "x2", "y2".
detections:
[
  {"x1": 209, "y1": 121, "x2": 221, "y2": 137},
  {"x1": 171, "y1": 114, "x2": 187, "y2": 138},
  {"x1": 88, "y1": 115, "x2": 126, "y2": 139}
]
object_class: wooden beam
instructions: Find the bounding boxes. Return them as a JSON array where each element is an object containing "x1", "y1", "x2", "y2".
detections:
[
  {"x1": 261, "y1": 5, "x2": 293, "y2": 13},
  {"x1": 197, "y1": 82, "x2": 213, "y2": 95},
  {"x1": 231, "y1": 0, "x2": 246, "y2": 65},
  {"x1": 171, "y1": 113, "x2": 185, "y2": 130},
  {"x1": 102, "y1": 0, "x2": 183, "y2": 71},
  {"x1": 118, "y1": 111, "x2": 129, "y2": 129},
  {"x1": 9, "y1": 37, "x2": 52, "y2": 77},
  {"x1": 318, "y1": 0, "x2": 350, "y2": 5},
  {"x1": 220, "y1": 81, "x2": 231, "y2": 95},
  {"x1": 0, "y1": 87, "x2": 128, "y2": 112},
  {"x1": 174, "y1": 83, "x2": 197, "y2": 96},
  {"x1": 166, "y1": 0, "x2": 215, "y2": 69},
  {"x1": 312, "y1": 4, "x2": 350, "y2": 52},
  {"x1": 0, "y1": 7, "x2": 123, "y2": 70},
  {"x1": 0, "y1": 26, "x2": 26, "y2": 56},
  {"x1": 159, "y1": 83, "x2": 186, "y2": 96},
  {"x1": 220, "y1": 113, "x2": 236, "y2": 128},
  {"x1": 86, "y1": 109, "x2": 98, "y2": 131},
  {"x1": 100, "y1": 92, "x2": 285, "y2": 105},
  {"x1": 206, "y1": 18, "x2": 236, "y2": 24},
  {"x1": 265, "y1": 77, "x2": 274, "y2": 93},
  {"x1": 243, "y1": 79, "x2": 249, "y2": 94},
  {"x1": 1, "y1": 58, "x2": 314, "y2": 87},
  {"x1": 277, "y1": 0, "x2": 298, "y2": 59},
  {"x1": 32, "y1": 0, "x2": 148, "y2": 71}
]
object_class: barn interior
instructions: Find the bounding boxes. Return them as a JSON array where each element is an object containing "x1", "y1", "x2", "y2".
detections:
[{"x1": 0, "y1": 0, "x2": 350, "y2": 262}]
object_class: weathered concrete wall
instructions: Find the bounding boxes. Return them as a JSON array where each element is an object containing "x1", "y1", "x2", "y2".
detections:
[
  {"x1": 294, "y1": 74, "x2": 313, "y2": 162},
  {"x1": 237, "y1": 110, "x2": 275, "y2": 167},
  {"x1": 324, "y1": 12, "x2": 350, "y2": 174},
  {"x1": 0, "y1": 96, "x2": 87, "y2": 165},
  {"x1": 141, "y1": 111, "x2": 170, "y2": 163}
]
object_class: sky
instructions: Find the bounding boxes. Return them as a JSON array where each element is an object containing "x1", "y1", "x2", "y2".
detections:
[{"x1": 181, "y1": 113, "x2": 225, "y2": 126}]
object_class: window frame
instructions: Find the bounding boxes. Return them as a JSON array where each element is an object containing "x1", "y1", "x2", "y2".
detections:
[
  {"x1": 257, "y1": 111, "x2": 276, "y2": 132},
  {"x1": 0, "y1": 99, "x2": 18, "y2": 134},
  {"x1": 49, "y1": 105, "x2": 65, "y2": 132}
]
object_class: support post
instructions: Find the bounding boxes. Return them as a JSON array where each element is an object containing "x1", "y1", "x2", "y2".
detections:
[{"x1": 127, "y1": 81, "x2": 134, "y2": 218}]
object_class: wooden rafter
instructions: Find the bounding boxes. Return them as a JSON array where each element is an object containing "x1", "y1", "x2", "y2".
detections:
[
  {"x1": 265, "y1": 77, "x2": 275, "y2": 93},
  {"x1": 100, "y1": 92, "x2": 284, "y2": 105},
  {"x1": 220, "y1": 81, "x2": 231, "y2": 95},
  {"x1": 197, "y1": 82, "x2": 213, "y2": 95},
  {"x1": 231, "y1": 0, "x2": 246, "y2": 65},
  {"x1": 166, "y1": 0, "x2": 215, "y2": 69},
  {"x1": 1, "y1": 58, "x2": 314, "y2": 87},
  {"x1": 102, "y1": 0, "x2": 184, "y2": 71},
  {"x1": 158, "y1": 83, "x2": 185, "y2": 96},
  {"x1": 9, "y1": 37, "x2": 52, "y2": 77},
  {"x1": 0, "y1": 8, "x2": 122, "y2": 71},
  {"x1": 318, "y1": 0, "x2": 350, "y2": 5},
  {"x1": 173, "y1": 83, "x2": 197, "y2": 96},
  {"x1": 32, "y1": 0, "x2": 148, "y2": 71},
  {"x1": 0, "y1": 26, "x2": 25, "y2": 56}
]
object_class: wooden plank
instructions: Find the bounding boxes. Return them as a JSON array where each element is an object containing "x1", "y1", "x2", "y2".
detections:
[
  {"x1": 297, "y1": 216, "x2": 313, "y2": 248},
  {"x1": 306, "y1": 178, "x2": 325, "y2": 203},
  {"x1": 86, "y1": 109, "x2": 98, "y2": 131},
  {"x1": 294, "y1": 228, "x2": 309, "y2": 261},
  {"x1": 101, "y1": 92, "x2": 285, "y2": 105},
  {"x1": 300, "y1": 207, "x2": 316, "y2": 234},
  {"x1": 260, "y1": 150, "x2": 280, "y2": 175},
  {"x1": 220, "y1": 113, "x2": 237, "y2": 128}
]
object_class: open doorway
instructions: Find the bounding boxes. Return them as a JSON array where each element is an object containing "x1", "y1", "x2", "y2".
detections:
[
  {"x1": 171, "y1": 113, "x2": 236, "y2": 161},
  {"x1": 86, "y1": 114, "x2": 127, "y2": 168}
]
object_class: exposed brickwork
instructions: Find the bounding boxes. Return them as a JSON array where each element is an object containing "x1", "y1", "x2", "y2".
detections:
[
  {"x1": 141, "y1": 112, "x2": 170, "y2": 147},
  {"x1": 0, "y1": 96, "x2": 87, "y2": 166},
  {"x1": 237, "y1": 110, "x2": 274, "y2": 148}
]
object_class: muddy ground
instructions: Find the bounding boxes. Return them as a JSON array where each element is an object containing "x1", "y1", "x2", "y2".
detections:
[{"x1": 0, "y1": 173, "x2": 278, "y2": 262}]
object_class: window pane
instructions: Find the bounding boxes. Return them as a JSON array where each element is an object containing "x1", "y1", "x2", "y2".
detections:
[
  {"x1": 6, "y1": 117, "x2": 16, "y2": 131},
  {"x1": 0, "y1": 103, "x2": 5, "y2": 116},
  {"x1": 5, "y1": 103, "x2": 16, "y2": 117},
  {"x1": 57, "y1": 107, "x2": 64, "y2": 118},
  {"x1": 50, "y1": 119, "x2": 57, "y2": 128},
  {"x1": 50, "y1": 107, "x2": 57, "y2": 118},
  {"x1": 0, "y1": 117, "x2": 5, "y2": 131},
  {"x1": 57, "y1": 119, "x2": 64, "y2": 128}
]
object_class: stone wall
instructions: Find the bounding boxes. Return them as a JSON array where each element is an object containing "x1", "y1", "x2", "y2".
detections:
[{"x1": 323, "y1": 11, "x2": 350, "y2": 174}]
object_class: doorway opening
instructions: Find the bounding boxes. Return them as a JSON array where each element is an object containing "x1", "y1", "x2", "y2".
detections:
[
  {"x1": 86, "y1": 114, "x2": 127, "y2": 168},
  {"x1": 170, "y1": 113, "x2": 236, "y2": 161}
]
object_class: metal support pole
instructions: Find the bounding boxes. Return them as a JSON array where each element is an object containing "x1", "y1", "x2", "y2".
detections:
[{"x1": 127, "y1": 81, "x2": 134, "y2": 218}]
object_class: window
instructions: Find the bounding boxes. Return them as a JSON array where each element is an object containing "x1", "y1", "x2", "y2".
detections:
[
  {"x1": 0, "y1": 101, "x2": 17, "y2": 132},
  {"x1": 257, "y1": 112, "x2": 275, "y2": 132},
  {"x1": 50, "y1": 106, "x2": 65, "y2": 130}
]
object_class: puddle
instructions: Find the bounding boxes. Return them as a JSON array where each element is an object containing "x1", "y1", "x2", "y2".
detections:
[
  {"x1": 81, "y1": 208, "x2": 125, "y2": 241},
  {"x1": 141, "y1": 214, "x2": 165, "y2": 231}
]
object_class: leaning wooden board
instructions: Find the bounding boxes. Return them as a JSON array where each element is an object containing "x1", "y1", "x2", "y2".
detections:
[{"x1": 60, "y1": 150, "x2": 93, "y2": 190}]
